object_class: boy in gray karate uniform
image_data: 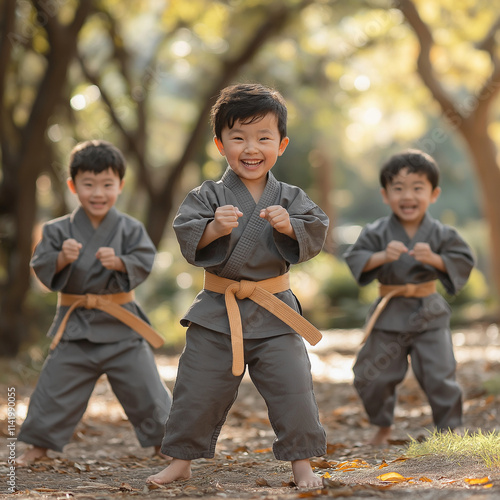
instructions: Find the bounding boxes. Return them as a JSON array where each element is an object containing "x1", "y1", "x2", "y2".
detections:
[
  {"x1": 148, "y1": 84, "x2": 328, "y2": 489},
  {"x1": 344, "y1": 150, "x2": 474, "y2": 445},
  {"x1": 18, "y1": 140, "x2": 171, "y2": 464}
]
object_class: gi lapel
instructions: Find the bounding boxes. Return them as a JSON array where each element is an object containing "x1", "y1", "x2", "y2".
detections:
[
  {"x1": 69, "y1": 206, "x2": 120, "y2": 289},
  {"x1": 220, "y1": 168, "x2": 280, "y2": 280},
  {"x1": 388, "y1": 213, "x2": 411, "y2": 245},
  {"x1": 409, "y1": 212, "x2": 434, "y2": 248}
]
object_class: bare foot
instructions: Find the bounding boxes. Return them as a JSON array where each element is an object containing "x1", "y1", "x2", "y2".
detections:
[
  {"x1": 146, "y1": 458, "x2": 191, "y2": 485},
  {"x1": 16, "y1": 446, "x2": 48, "y2": 466},
  {"x1": 369, "y1": 426, "x2": 392, "y2": 445},
  {"x1": 153, "y1": 446, "x2": 172, "y2": 460},
  {"x1": 291, "y1": 459, "x2": 322, "y2": 489}
]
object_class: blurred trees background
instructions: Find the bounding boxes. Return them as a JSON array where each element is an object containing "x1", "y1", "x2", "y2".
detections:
[{"x1": 1, "y1": 0, "x2": 500, "y2": 357}]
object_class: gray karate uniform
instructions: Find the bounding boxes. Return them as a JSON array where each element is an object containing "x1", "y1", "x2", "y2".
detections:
[
  {"x1": 18, "y1": 206, "x2": 171, "y2": 451},
  {"x1": 161, "y1": 167, "x2": 328, "y2": 461},
  {"x1": 344, "y1": 213, "x2": 474, "y2": 430}
]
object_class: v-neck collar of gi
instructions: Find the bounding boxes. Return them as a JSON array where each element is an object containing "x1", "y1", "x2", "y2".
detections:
[
  {"x1": 389, "y1": 212, "x2": 434, "y2": 248},
  {"x1": 221, "y1": 166, "x2": 280, "y2": 213}
]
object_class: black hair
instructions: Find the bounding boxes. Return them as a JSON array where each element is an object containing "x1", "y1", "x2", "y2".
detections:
[
  {"x1": 380, "y1": 149, "x2": 439, "y2": 189},
  {"x1": 210, "y1": 83, "x2": 287, "y2": 141},
  {"x1": 69, "y1": 140, "x2": 126, "y2": 181}
]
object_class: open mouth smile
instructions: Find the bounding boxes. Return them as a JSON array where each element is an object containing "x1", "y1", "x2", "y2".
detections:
[
  {"x1": 241, "y1": 159, "x2": 263, "y2": 169},
  {"x1": 399, "y1": 205, "x2": 418, "y2": 214}
]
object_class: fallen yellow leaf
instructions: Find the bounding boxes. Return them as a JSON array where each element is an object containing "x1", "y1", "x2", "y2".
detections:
[
  {"x1": 419, "y1": 476, "x2": 432, "y2": 482},
  {"x1": 377, "y1": 472, "x2": 413, "y2": 483},
  {"x1": 334, "y1": 459, "x2": 370, "y2": 470},
  {"x1": 464, "y1": 476, "x2": 490, "y2": 485}
]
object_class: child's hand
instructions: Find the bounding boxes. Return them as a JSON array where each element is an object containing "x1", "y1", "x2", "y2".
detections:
[
  {"x1": 96, "y1": 247, "x2": 125, "y2": 271},
  {"x1": 409, "y1": 242, "x2": 434, "y2": 265},
  {"x1": 409, "y1": 242, "x2": 446, "y2": 271},
  {"x1": 212, "y1": 205, "x2": 243, "y2": 236},
  {"x1": 384, "y1": 240, "x2": 408, "y2": 262},
  {"x1": 56, "y1": 238, "x2": 82, "y2": 272},
  {"x1": 61, "y1": 238, "x2": 82, "y2": 263},
  {"x1": 196, "y1": 205, "x2": 243, "y2": 250},
  {"x1": 260, "y1": 205, "x2": 295, "y2": 238}
]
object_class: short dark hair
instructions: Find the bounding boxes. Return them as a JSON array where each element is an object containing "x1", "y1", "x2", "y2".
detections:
[
  {"x1": 210, "y1": 83, "x2": 288, "y2": 141},
  {"x1": 69, "y1": 140, "x2": 126, "y2": 181},
  {"x1": 380, "y1": 149, "x2": 439, "y2": 189}
]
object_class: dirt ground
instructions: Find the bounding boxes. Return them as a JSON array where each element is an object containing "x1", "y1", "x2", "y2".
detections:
[{"x1": 1, "y1": 326, "x2": 500, "y2": 499}]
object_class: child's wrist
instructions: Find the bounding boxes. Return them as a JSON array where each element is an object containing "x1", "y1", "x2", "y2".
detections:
[{"x1": 114, "y1": 257, "x2": 126, "y2": 272}]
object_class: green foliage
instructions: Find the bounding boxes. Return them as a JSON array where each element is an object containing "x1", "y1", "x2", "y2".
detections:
[
  {"x1": 291, "y1": 252, "x2": 371, "y2": 329},
  {"x1": 406, "y1": 429, "x2": 500, "y2": 469},
  {"x1": 442, "y1": 267, "x2": 495, "y2": 325},
  {"x1": 134, "y1": 239, "x2": 206, "y2": 352},
  {"x1": 482, "y1": 375, "x2": 500, "y2": 396}
]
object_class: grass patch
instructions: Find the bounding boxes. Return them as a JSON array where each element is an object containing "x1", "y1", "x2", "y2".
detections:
[
  {"x1": 483, "y1": 374, "x2": 500, "y2": 395},
  {"x1": 406, "y1": 429, "x2": 500, "y2": 468}
]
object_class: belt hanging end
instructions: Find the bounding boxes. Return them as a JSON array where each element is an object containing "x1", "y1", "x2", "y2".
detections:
[{"x1": 232, "y1": 363, "x2": 244, "y2": 377}]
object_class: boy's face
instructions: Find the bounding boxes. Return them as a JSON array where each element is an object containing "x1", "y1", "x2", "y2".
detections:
[
  {"x1": 214, "y1": 112, "x2": 289, "y2": 192},
  {"x1": 67, "y1": 168, "x2": 124, "y2": 227},
  {"x1": 381, "y1": 167, "x2": 440, "y2": 227}
]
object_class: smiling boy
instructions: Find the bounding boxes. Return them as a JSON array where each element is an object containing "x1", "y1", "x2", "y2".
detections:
[
  {"x1": 344, "y1": 150, "x2": 474, "y2": 445},
  {"x1": 17, "y1": 140, "x2": 171, "y2": 464},
  {"x1": 147, "y1": 84, "x2": 329, "y2": 488}
]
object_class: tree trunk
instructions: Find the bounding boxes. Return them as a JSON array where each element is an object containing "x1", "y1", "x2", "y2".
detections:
[
  {"x1": 0, "y1": 1, "x2": 92, "y2": 357},
  {"x1": 398, "y1": 0, "x2": 500, "y2": 297},
  {"x1": 460, "y1": 125, "x2": 500, "y2": 292}
]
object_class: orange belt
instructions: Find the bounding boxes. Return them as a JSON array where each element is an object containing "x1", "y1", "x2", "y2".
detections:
[
  {"x1": 362, "y1": 281, "x2": 437, "y2": 343},
  {"x1": 50, "y1": 291, "x2": 164, "y2": 350},
  {"x1": 204, "y1": 271, "x2": 323, "y2": 376}
]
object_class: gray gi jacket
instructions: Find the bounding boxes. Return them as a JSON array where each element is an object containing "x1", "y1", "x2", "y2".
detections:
[
  {"x1": 343, "y1": 213, "x2": 475, "y2": 332},
  {"x1": 173, "y1": 167, "x2": 329, "y2": 339},
  {"x1": 31, "y1": 206, "x2": 155, "y2": 343}
]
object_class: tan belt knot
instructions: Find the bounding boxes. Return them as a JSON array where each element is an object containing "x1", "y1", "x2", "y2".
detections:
[
  {"x1": 361, "y1": 280, "x2": 437, "y2": 344},
  {"x1": 204, "y1": 271, "x2": 322, "y2": 376},
  {"x1": 51, "y1": 290, "x2": 164, "y2": 351},
  {"x1": 84, "y1": 294, "x2": 98, "y2": 309},
  {"x1": 402, "y1": 283, "x2": 418, "y2": 296},
  {"x1": 234, "y1": 280, "x2": 257, "y2": 300}
]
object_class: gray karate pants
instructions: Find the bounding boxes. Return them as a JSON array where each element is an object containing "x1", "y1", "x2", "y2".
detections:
[
  {"x1": 161, "y1": 324, "x2": 326, "y2": 461},
  {"x1": 353, "y1": 327, "x2": 462, "y2": 430},
  {"x1": 18, "y1": 337, "x2": 171, "y2": 451}
]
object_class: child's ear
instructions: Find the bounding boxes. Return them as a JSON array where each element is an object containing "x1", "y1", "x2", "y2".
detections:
[
  {"x1": 119, "y1": 179, "x2": 125, "y2": 193},
  {"x1": 67, "y1": 178, "x2": 77, "y2": 194},
  {"x1": 278, "y1": 137, "x2": 289, "y2": 156},
  {"x1": 214, "y1": 137, "x2": 225, "y2": 156},
  {"x1": 430, "y1": 186, "x2": 441, "y2": 203},
  {"x1": 381, "y1": 187, "x2": 389, "y2": 205}
]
